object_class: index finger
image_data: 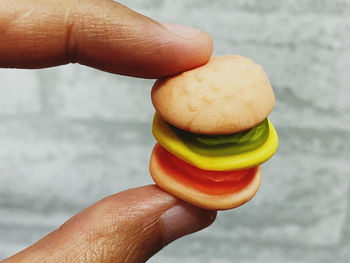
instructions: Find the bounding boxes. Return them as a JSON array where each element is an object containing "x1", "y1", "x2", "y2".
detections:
[{"x1": 0, "y1": 0, "x2": 213, "y2": 78}]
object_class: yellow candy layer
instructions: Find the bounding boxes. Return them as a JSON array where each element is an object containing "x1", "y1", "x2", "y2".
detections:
[{"x1": 152, "y1": 112, "x2": 278, "y2": 171}]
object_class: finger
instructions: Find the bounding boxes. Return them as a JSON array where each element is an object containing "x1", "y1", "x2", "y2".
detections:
[
  {"x1": 4, "y1": 185, "x2": 216, "y2": 263},
  {"x1": 0, "y1": 0, "x2": 213, "y2": 78}
]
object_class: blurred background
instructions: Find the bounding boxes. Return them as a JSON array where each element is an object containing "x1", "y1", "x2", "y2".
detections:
[{"x1": 1, "y1": 0, "x2": 350, "y2": 262}]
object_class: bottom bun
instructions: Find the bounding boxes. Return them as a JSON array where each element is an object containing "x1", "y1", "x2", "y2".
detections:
[{"x1": 149, "y1": 143, "x2": 262, "y2": 210}]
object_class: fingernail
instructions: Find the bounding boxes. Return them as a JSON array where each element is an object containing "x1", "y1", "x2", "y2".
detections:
[
  {"x1": 162, "y1": 23, "x2": 202, "y2": 39},
  {"x1": 160, "y1": 202, "x2": 216, "y2": 245}
]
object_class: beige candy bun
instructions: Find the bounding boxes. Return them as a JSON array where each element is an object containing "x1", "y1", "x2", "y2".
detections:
[{"x1": 151, "y1": 55, "x2": 275, "y2": 134}]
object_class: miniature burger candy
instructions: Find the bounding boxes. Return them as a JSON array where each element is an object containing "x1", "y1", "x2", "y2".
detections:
[{"x1": 149, "y1": 55, "x2": 278, "y2": 210}]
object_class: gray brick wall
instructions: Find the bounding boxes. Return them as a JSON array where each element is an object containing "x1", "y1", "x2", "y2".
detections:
[{"x1": 1, "y1": 0, "x2": 349, "y2": 262}]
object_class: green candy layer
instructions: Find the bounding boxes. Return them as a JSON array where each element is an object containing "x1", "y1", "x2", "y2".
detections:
[{"x1": 169, "y1": 119, "x2": 270, "y2": 156}]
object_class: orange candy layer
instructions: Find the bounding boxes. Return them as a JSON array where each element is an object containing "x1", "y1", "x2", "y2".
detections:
[{"x1": 153, "y1": 144, "x2": 257, "y2": 195}]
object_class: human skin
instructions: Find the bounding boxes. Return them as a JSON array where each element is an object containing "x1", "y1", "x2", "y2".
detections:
[{"x1": 0, "y1": 0, "x2": 216, "y2": 262}]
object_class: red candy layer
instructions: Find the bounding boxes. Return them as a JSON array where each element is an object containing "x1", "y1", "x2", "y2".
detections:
[{"x1": 154, "y1": 144, "x2": 257, "y2": 195}]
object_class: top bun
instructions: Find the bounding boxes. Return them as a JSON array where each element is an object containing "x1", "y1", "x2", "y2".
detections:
[{"x1": 151, "y1": 55, "x2": 275, "y2": 135}]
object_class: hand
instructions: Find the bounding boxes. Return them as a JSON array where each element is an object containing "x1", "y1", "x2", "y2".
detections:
[{"x1": 1, "y1": 0, "x2": 216, "y2": 262}]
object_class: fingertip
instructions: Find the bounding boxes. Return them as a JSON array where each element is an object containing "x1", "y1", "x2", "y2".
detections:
[
  {"x1": 160, "y1": 201, "x2": 217, "y2": 245},
  {"x1": 148, "y1": 23, "x2": 213, "y2": 78},
  {"x1": 161, "y1": 23, "x2": 203, "y2": 39}
]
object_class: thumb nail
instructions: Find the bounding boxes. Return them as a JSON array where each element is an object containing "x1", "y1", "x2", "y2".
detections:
[
  {"x1": 160, "y1": 202, "x2": 216, "y2": 245},
  {"x1": 162, "y1": 23, "x2": 202, "y2": 39}
]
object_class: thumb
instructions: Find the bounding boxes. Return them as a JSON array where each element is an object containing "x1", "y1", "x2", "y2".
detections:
[
  {"x1": 0, "y1": 0, "x2": 213, "y2": 78},
  {"x1": 4, "y1": 186, "x2": 216, "y2": 263}
]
